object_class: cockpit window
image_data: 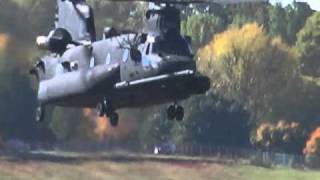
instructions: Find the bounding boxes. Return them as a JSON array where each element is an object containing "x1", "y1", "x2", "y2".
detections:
[
  {"x1": 152, "y1": 36, "x2": 192, "y2": 57},
  {"x1": 159, "y1": 6, "x2": 181, "y2": 33},
  {"x1": 146, "y1": 43, "x2": 151, "y2": 55}
]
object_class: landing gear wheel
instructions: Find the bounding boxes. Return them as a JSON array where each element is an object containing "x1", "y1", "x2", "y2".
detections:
[
  {"x1": 167, "y1": 104, "x2": 185, "y2": 121},
  {"x1": 109, "y1": 112, "x2": 119, "y2": 127},
  {"x1": 96, "y1": 98, "x2": 113, "y2": 117},
  {"x1": 96, "y1": 102, "x2": 105, "y2": 117},
  {"x1": 167, "y1": 105, "x2": 176, "y2": 120},
  {"x1": 35, "y1": 105, "x2": 45, "y2": 123},
  {"x1": 96, "y1": 98, "x2": 118, "y2": 127},
  {"x1": 103, "y1": 99, "x2": 113, "y2": 116},
  {"x1": 175, "y1": 106, "x2": 184, "y2": 122}
]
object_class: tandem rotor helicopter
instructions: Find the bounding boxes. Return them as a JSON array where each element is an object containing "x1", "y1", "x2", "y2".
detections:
[{"x1": 30, "y1": 0, "x2": 264, "y2": 127}]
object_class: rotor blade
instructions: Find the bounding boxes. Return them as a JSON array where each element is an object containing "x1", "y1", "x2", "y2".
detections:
[{"x1": 105, "y1": 0, "x2": 268, "y2": 5}]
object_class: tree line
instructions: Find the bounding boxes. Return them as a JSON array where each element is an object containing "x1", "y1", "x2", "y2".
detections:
[{"x1": 0, "y1": 1, "x2": 319, "y2": 159}]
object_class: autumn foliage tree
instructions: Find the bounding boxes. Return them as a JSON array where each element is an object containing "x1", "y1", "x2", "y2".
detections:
[
  {"x1": 50, "y1": 107, "x2": 96, "y2": 141},
  {"x1": 1, "y1": 0, "x2": 319, "y2": 151},
  {"x1": 198, "y1": 23, "x2": 299, "y2": 123},
  {"x1": 304, "y1": 127, "x2": 320, "y2": 168},
  {"x1": 0, "y1": 34, "x2": 9, "y2": 56},
  {"x1": 252, "y1": 121, "x2": 306, "y2": 153},
  {"x1": 304, "y1": 127, "x2": 320, "y2": 156}
]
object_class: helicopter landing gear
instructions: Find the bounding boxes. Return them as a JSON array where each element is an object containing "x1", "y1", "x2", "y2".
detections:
[
  {"x1": 35, "y1": 104, "x2": 45, "y2": 123},
  {"x1": 167, "y1": 105, "x2": 176, "y2": 120},
  {"x1": 109, "y1": 112, "x2": 119, "y2": 127},
  {"x1": 176, "y1": 106, "x2": 184, "y2": 121},
  {"x1": 167, "y1": 103, "x2": 184, "y2": 121},
  {"x1": 96, "y1": 98, "x2": 119, "y2": 127},
  {"x1": 96, "y1": 103, "x2": 104, "y2": 117}
]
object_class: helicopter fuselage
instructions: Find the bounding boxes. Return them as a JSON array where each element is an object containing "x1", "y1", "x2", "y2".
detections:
[{"x1": 35, "y1": 33, "x2": 210, "y2": 110}]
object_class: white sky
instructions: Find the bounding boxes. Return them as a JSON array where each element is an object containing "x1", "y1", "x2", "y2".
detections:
[{"x1": 270, "y1": 0, "x2": 320, "y2": 11}]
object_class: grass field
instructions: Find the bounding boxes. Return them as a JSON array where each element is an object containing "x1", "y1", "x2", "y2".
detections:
[{"x1": 0, "y1": 152, "x2": 319, "y2": 180}]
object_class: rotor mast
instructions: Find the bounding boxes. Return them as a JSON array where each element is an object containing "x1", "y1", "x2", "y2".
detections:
[{"x1": 144, "y1": 3, "x2": 182, "y2": 36}]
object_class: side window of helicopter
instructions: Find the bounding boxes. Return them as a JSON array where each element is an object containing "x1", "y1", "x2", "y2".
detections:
[
  {"x1": 61, "y1": 61, "x2": 78, "y2": 72},
  {"x1": 152, "y1": 41, "x2": 160, "y2": 54},
  {"x1": 122, "y1": 49, "x2": 129, "y2": 63},
  {"x1": 70, "y1": 61, "x2": 79, "y2": 71},
  {"x1": 89, "y1": 56, "x2": 95, "y2": 68},
  {"x1": 146, "y1": 43, "x2": 151, "y2": 55},
  {"x1": 105, "y1": 53, "x2": 111, "y2": 65}
]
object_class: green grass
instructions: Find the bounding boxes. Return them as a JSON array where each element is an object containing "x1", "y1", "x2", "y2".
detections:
[
  {"x1": 0, "y1": 153, "x2": 319, "y2": 180},
  {"x1": 301, "y1": 75, "x2": 320, "y2": 87},
  {"x1": 214, "y1": 165, "x2": 320, "y2": 180}
]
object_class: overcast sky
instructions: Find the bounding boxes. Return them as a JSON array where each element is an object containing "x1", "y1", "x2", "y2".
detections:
[{"x1": 270, "y1": 0, "x2": 320, "y2": 10}]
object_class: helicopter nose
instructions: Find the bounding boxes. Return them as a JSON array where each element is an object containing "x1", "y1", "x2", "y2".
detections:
[{"x1": 161, "y1": 55, "x2": 196, "y2": 73}]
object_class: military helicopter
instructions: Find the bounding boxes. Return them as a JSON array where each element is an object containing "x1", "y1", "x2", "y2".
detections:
[{"x1": 30, "y1": 0, "x2": 263, "y2": 127}]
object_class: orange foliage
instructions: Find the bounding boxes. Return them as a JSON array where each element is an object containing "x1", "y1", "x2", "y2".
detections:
[
  {"x1": 94, "y1": 116, "x2": 109, "y2": 140},
  {"x1": 198, "y1": 22, "x2": 297, "y2": 79},
  {"x1": 83, "y1": 108, "x2": 111, "y2": 140},
  {"x1": 255, "y1": 122, "x2": 273, "y2": 147},
  {"x1": 82, "y1": 108, "x2": 92, "y2": 118},
  {"x1": 82, "y1": 108, "x2": 135, "y2": 141},
  {"x1": 304, "y1": 127, "x2": 320, "y2": 156},
  {"x1": 254, "y1": 121, "x2": 303, "y2": 150},
  {"x1": 198, "y1": 23, "x2": 267, "y2": 65},
  {"x1": 0, "y1": 33, "x2": 10, "y2": 54}
]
